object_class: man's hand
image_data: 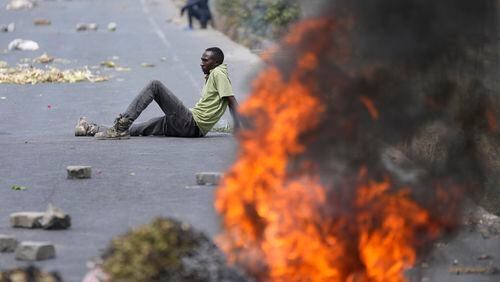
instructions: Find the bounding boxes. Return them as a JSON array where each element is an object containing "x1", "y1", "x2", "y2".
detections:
[{"x1": 225, "y1": 96, "x2": 242, "y2": 134}]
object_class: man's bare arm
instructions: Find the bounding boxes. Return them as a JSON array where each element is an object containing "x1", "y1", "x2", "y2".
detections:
[{"x1": 225, "y1": 96, "x2": 241, "y2": 133}]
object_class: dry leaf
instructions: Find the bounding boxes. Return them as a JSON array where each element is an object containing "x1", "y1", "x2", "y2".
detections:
[
  {"x1": 100, "y1": 61, "x2": 116, "y2": 68},
  {"x1": 33, "y1": 53, "x2": 54, "y2": 64},
  {"x1": 0, "y1": 66, "x2": 108, "y2": 84},
  {"x1": 34, "y1": 18, "x2": 51, "y2": 26},
  {"x1": 115, "y1": 67, "x2": 131, "y2": 72}
]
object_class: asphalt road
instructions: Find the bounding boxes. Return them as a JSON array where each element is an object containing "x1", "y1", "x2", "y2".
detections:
[
  {"x1": 0, "y1": 1, "x2": 499, "y2": 282},
  {"x1": 0, "y1": 0, "x2": 259, "y2": 280}
]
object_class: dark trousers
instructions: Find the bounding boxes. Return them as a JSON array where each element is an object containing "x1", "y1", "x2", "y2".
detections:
[
  {"x1": 186, "y1": 7, "x2": 212, "y2": 28},
  {"x1": 122, "y1": 80, "x2": 203, "y2": 137}
]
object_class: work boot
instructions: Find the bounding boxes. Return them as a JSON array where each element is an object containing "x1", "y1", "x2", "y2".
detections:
[
  {"x1": 75, "y1": 117, "x2": 99, "y2": 136},
  {"x1": 95, "y1": 114, "x2": 133, "y2": 140}
]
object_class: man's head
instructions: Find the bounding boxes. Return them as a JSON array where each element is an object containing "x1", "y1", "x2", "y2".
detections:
[{"x1": 200, "y1": 47, "x2": 224, "y2": 75}]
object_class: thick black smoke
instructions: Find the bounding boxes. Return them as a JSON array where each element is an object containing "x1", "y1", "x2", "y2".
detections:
[
  {"x1": 271, "y1": 0, "x2": 498, "y2": 201},
  {"x1": 274, "y1": 0, "x2": 497, "y2": 267}
]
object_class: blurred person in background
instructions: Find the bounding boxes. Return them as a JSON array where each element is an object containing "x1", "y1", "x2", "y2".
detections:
[{"x1": 180, "y1": 0, "x2": 213, "y2": 30}]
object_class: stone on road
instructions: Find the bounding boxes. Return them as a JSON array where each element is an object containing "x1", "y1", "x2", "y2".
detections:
[
  {"x1": 66, "y1": 165, "x2": 92, "y2": 179},
  {"x1": 0, "y1": 235, "x2": 18, "y2": 252},
  {"x1": 10, "y1": 212, "x2": 44, "y2": 229},
  {"x1": 15, "y1": 241, "x2": 56, "y2": 261},
  {"x1": 196, "y1": 172, "x2": 222, "y2": 186},
  {"x1": 41, "y1": 204, "x2": 71, "y2": 230}
]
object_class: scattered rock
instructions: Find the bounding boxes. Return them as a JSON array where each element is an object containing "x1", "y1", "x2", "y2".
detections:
[
  {"x1": 195, "y1": 172, "x2": 222, "y2": 185},
  {"x1": 107, "y1": 22, "x2": 117, "y2": 31},
  {"x1": 33, "y1": 18, "x2": 51, "y2": 26},
  {"x1": 6, "y1": 0, "x2": 36, "y2": 10},
  {"x1": 452, "y1": 259, "x2": 459, "y2": 265},
  {"x1": 41, "y1": 204, "x2": 71, "y2": 230},
  {"x1": 0, "y1": 266, "x2": 62, "y2": 282},
  {"x1": 67, "y1": 165, "x2": 92, "y2": 179},
  {"x1": 8, "y1": 39, "x2": 39, "y2": 51},
  {"x1": 15, "y1": 241, "x2": 55, "y2": 261},
  {"x1": 76, "y1": 23, "x2": 87, "y2": 31},
  {"x1": 0, "y1": 61, "x2": 8, "y2": 68},
  {"x1": 0, "y1": 23, "x2": 15, "y2": 33},
  {"x1": 88, "y1": 23, "x2": 98, "y2": 31},
  {"x1": 10, "y1": 212, "x2": 44, "y2": 228},
  {"x1": 0, "y1": 235, "x2": 18, "y2": 252},
  {"x1": 76, "y1": 23, "x2": 98, "y2": 32},
  {"x1": 141, "y1": 63, "x2": 155, "y2": 68}
]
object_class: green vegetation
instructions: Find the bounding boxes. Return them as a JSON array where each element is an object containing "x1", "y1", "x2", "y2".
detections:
[
  {"x1": 214, "y1": 0, "x2": 301, "y2": 48},
  {"x1": 102, "y1": 218, "x2": 206, "y2": 282},
  {"x1": 0, "y1": 266, "x2": 61, "y2": 282},
  {"x1": 11, "y1": 185, "x2": 27, "y2": 191}
]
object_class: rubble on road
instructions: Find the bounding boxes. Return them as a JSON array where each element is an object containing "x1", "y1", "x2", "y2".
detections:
[
  {"x1": 0, "y1": 23, "x2": 15, "y2": 33},
  {"x1": 76, "y1": 23, "x2": 98, "y2": 31},
  {"x1": 196, "y1": 172, "x2": 222, "y2": 185},
  {"x1": 10, "y1": 212, "x2": 44, "y2": 228},
  {"x1": 6, "y1": 0, "x2": 36, "y2": 10},
  {"x1": 0, "y1": 266, "x2": 62, "y2": 282},
  {"x1": 107, "y1": 22, "x2": 117, "y2": 31},
  {"x1": 15, "y1": 241, "x2": 55, "y2": 261},
  {"x1": 67, "y1": 165, "x2": 92, "y2": 179},
  {"x1": 0, "y1": 63, "x2": 108, "y2": 84},
  {"x1": 0, "y1": 235, "x2": 18, "y2": 252},
  {"x1": 8, "y1": 39, "x2": 39, "y2": 51},
  {"x1": 41, "y1": 204, "x2": 71, "y2": 230}
]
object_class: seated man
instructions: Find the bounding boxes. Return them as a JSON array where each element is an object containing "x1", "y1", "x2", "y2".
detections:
[{"x1": 75, "y1": 47, "x2": 240, "y2": 139}]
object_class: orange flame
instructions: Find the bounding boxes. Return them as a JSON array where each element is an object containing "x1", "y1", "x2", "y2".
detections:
[{"x1": 216, "y1": 18, "x2": 446, "y2": 282}]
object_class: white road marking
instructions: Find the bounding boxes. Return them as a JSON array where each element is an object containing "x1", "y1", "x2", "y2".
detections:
[{"x1": 139, "y1": 0, "x2": 202, "y2": 93}]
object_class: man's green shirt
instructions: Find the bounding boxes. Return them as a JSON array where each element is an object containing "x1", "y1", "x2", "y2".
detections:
[{"x1": 190, "y1": 64, "x2": 234, "y2": 135}]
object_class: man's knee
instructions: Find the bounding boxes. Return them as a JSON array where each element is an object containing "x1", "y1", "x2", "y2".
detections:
[
  {"x1": 149, "y1": 79, "x2": 163, "y2": 87},
  {"x1": 149, "y1": 80, "x2": 166, "y2": 93}
]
